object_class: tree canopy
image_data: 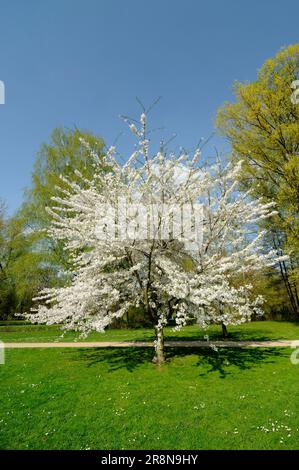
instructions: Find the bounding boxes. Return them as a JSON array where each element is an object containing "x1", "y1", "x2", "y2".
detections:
[
  {"x1": 216, "y1": 44, "x2": 299, "y2": 315},
  {"x1": 25, "y1": 113, "x2": 283, "y2": 363}
]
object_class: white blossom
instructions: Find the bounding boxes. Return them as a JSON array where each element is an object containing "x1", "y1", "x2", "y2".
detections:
[{"x1": 24, "y1": 112, "x2": 285, "y2": 359}]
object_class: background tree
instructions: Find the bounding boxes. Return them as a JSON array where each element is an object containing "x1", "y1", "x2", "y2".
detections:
[
  {"x1": 20, "y1": 127, "x2": 106, "y2": 269},
  {"x1": 0, "y1": 214, "x2": 59, "y2": 318},
  {"x1": 0, "y1": 201, "x2": 14, "y2": 317},
  {"x1": 216, "y1": 44, "x2": 299, "y2": 316},
  {"x1": 0, "y1": 129, "x2": 106, "y2": 319}
]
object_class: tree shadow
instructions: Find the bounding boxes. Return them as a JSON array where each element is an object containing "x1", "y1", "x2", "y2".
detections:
[
  {"x1": 191, "y1": 347, "x2": 283, "y2": 378},
  {"x1": 163, "y1": 328, "x2": 296, "y2": 343},
  {"x1": 72, "y1": 345, "x2": 285, "y2": 378},
  {"x1": 76, "y1": 347, "x2": 153, "y2": 372}
]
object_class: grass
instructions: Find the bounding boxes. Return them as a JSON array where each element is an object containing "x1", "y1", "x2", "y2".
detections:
[
  {"x1": 1, "y1": 320, "x2": 299, "y2": 343},
  {"x1": 1, "y1": 345, "x2": 299, "y2": 449},
  {"x1": 1, "y1": 321, "x2": 299, "y2": 450}
]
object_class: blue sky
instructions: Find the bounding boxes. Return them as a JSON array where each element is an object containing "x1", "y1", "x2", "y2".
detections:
[{"x1": 0, "y1": 0, "x2": 298, "y2": 214}]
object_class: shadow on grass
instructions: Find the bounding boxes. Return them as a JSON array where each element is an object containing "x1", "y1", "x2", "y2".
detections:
[
  {"x1": 73, "y1": 346, "x2": 285, "y2": 378},
  {"x1": 163, "y1": 328, "x2": 299, "y2": 343},
  {"x1": 130, "y1": 324, "x2": 299, "y2": 343},
  {"x1": 193, "y1": 347, "x2": 283, "y2": 378}
]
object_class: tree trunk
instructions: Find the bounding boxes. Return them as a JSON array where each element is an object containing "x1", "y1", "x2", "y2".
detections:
[
  {"x1": 272, "y1": 233, "x2": 299, "y2": 317},
  {"x1": 221, "y1": 322, "x2": 229, "y2": 338},
  {"x1": 153, "y1": 325, "x2": 165, "y2": 364}
]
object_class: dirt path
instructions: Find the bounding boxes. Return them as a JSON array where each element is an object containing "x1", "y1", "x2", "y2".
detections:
[{"x1": 2, "y1": 340, "x2": 297, "y2": 348}]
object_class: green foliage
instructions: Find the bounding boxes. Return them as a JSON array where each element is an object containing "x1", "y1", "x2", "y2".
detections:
[
  {"x1": 20, "y1": 127, "x2": 106, "y2": 269},
  {"x1": 0, "y1": 128, "x2": 106, "y2": 319},
  {"x1": 216, "y1": 44, "x2": 299, "y2": 314},
  {"x1": 0, "y1": 210, "x2": 59, "y2": 318},
  {"x1": 23, "y1": 128, "x2": 105, "y2": 228}
]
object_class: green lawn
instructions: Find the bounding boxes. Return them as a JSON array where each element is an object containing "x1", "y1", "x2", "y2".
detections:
[
  {"x1": 1, "y1": 345, "x2": 299, "y2": 449},
  {"x1": 1, "y1": 320, "x2": 299, "y2": 343},
  {"x1": 1, "y1": 321, "x2": 299, "y2": 450}
]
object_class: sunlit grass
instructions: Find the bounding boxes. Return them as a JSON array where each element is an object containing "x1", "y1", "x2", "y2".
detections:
[
  {"x1": 0, "y1": 346, "x2": 299, "y2": 449},
  {"x1": 1, "y1": 320, "x2": 299, "y2": 343}
]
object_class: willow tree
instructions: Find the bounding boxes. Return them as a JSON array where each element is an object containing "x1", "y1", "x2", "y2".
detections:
[
  {"x1": 0, "y1": 129, "x2": 107, "y2": 318},
  {"x1": 23, "y1": 128, "x2": 106, "y2": 285}
]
